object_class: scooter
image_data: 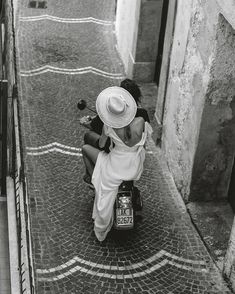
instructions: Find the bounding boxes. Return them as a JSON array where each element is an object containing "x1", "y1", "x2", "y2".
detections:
[
  {"x1": 113, "y1": 181, "x2": 143, "y2": 230},
  {"x1": 78, "y1": 99, "x2": 143, "y2": 230}
]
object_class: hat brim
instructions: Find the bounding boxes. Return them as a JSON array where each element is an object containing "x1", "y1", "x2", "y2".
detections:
[{"x1": 96, "y1": 86, "x2": 137, "y2": 128}]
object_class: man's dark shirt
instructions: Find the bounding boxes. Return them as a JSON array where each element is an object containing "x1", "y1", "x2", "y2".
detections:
[{"x1": 90, "y1": 107, "x2": 150, "y2": 135}]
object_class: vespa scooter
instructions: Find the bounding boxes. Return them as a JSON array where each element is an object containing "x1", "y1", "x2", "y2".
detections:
[{"x1": 78, "y1": 99, "x2": 143, "y2": 230}]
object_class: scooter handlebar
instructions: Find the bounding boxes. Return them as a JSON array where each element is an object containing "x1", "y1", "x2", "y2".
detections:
[{"x1": 77, "y1": 99, "x2": 97, "y2": 114}]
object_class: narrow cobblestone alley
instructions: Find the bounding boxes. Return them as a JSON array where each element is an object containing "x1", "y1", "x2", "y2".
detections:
[{"x1": 16, "y1": 0, "x2": 232, "y2": 293}]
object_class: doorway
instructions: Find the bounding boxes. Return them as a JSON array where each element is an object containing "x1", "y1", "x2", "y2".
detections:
[{"x1": 154, "y1": 0, "x2": 169, "y2": 85}]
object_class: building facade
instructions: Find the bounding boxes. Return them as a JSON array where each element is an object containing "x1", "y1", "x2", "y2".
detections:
[
  {"x1": 157, "y1": 0, "x2": 235, "y2": 205},
  {"x1": 116, "y1": 0, "x2": 235, "y2": 203},
  {"x1": 116, "y1": 0, "x2": 235, "y2": 289},
  {"x1": 115, "y1": 0, "x2": 165, "y2": 82}
]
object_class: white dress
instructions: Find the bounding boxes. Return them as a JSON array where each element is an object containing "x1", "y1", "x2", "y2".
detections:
[{"x1": 91, "y1": 122, "x2": 152, "y2": 241}]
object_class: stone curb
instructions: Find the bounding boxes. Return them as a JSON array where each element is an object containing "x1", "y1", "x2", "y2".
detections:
[
  {"x1": 147, "y1": 138, "x2": 187, "y2": 213},
  {"x1": 7, "y1": 176, "x2": 21, "y2": 294}
]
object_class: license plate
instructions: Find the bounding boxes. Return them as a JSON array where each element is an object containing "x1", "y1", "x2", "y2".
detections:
[{"x1": 116, "y1": 208, "x2": 133, "y2": 226}]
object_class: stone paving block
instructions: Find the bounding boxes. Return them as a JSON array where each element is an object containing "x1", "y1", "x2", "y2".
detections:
[{"x1": 18, "y1": 21, "x2": 122, "y2": 73}]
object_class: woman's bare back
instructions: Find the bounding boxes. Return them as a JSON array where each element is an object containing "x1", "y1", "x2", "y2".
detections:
[{"x1": 114, "y1": 117, "x2": 145, "y2": 147}]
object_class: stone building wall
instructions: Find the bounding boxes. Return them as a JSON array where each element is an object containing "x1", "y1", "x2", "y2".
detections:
[
  {"x1": 115, "y1": 0, "x2": 141, "y2": 76},
  {"x1": 161, "y1": 0, "x2": 235, "y2": 201},
  {"x1": 115, "y1": 0, "x2": 163, "y2": 82},
  {"x1": 190, "y1": 14, "x2": 235, "y2": 200},
  {"x1": 4, "y1": 0, "x2": 17, "y2": 175}
]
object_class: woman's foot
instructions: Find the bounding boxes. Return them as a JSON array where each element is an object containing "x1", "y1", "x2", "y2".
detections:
[{"x1": 83, "y1": 174, "x2": 94, "y2": 190}]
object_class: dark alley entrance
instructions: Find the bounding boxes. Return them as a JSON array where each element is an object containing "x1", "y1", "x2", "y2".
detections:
[{"x1": 154, "y1": 0, "x2": 169, "y2": 85}]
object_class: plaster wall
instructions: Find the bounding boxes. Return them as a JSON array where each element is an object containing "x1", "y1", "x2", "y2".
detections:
[
  {"x1": 115, "y1": 0, "x2": 141, "y2": 76},
  {"x1": 191, "y1": 14, "x2": 235, "y2": 200},
  {"x1": 115, "y1": 0, "x2": 163, "y2": 82},
  {"x1": 161, "y1": 0, "x2": 235, "y2": 200}
]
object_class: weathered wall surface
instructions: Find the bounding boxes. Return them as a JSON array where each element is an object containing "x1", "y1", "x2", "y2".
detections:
[
  {"x1": 115, "y1": 0, "x2": 141, "y2": 76},
  {"x1": 115, "y1": 0, "x2": 163, "y2": 82},
  {"x1": 191, "y1": 14, "x2": 235, "y2": 200},
  {"x1": 162, "y1": 0, "x2": 212, "y2": 200},
  {"x1": 161, "y1": 0, "x2": 235, "y2": 201}
]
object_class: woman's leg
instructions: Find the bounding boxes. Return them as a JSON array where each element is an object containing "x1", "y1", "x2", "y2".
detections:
[{"x1": 82, "y1": 144, "x2": 100, "y2": 177}]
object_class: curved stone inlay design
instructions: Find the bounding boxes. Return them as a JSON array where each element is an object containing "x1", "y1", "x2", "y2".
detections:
[
  {"x1": 37, "y1": 250, "x2": 208, "y2": 282},
  {"x1": 20, "y1": 66, "x2": 125, "y2": 79},
  {"x1": 20, "y1": 15, "x2": 114, "y2": 25},
  {"x1": 26, "y1": 142, "x2": 82, "y2": 157},
  {"x1": 26, "y1": 142, "x2": 155, "y2": 157}
]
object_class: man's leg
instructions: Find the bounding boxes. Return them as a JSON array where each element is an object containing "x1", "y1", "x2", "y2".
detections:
[
  {"x1": 84, "y1": 131, "x2": 100, "y2": 149},
  {"x1": 82, "y1": 132, "x2": 100, "y2": 177},
  {"x1": 82, "y1": 144, "x2": 100, "y2": 178}
]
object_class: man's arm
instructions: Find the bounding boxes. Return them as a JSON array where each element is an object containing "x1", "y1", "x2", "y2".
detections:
[
  {"x1": 79, "y1": 115, "x2": 96, "y2": 129},
  {"x1": 99, "y1": 126, "x2": 108, "y2": 149},
  {"x1": 90, "y1": 115, "x2": 104, "y2": 135}
]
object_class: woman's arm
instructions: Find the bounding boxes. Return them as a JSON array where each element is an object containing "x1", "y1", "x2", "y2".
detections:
[{"x1": 99, "y1": 126, "x2": 108, "y2": 149}]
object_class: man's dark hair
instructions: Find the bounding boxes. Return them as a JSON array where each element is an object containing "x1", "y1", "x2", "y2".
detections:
[{"x1": 120, "y1": 79, "x2": 141, "y2": 103}]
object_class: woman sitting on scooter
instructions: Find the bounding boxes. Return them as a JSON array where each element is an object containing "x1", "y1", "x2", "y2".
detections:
[
  {"x1": 80, "y1": 79, "x2": 150, "y2": 152},
  {"x1": 81, "y1": 79, "x2": 150, "y2": 185},
  {"x1": 82, "y1": 86, "x2": 152, "y2": 242}
]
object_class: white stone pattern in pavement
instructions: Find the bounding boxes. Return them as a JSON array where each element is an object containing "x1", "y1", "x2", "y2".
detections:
[
  {"x1": 36, "y1": 249, "x2": 208, "y2": 282},
  {"x1": 20, "y1": 65, "x2": 125, "y2": 79},
  {"x1": 26, "y1": 143, "x2": 155, "y2": 157},
  {"x1": 20, "y1": 15, "x2": 114, "y2": 25},
  {"x1": 26, "y1": 142, "x2": 82, "y2": 157}
]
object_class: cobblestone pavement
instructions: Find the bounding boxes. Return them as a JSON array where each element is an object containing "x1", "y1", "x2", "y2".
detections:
[{"x1": 16, "y1": 0, "x2": 232, "y2": 293}]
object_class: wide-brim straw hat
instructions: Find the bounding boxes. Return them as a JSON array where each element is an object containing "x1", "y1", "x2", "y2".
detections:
[{"x1": 96, "y1": 86, "x2": 137, "y2": 128}]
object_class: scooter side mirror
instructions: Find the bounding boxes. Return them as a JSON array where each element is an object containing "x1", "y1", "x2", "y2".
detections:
[
  {"x1": 77, "y1": 99, "x2": 87, "y2": 110},
  {"x1": 77, "y1": 99, "x2": 97, "y2": 114}
]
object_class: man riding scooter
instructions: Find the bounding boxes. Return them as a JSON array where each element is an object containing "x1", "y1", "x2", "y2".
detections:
[
  {"x1": 79, "y1": 79, "x2": 150, "y2": 187},
  {"x1": 81, "y1": 86, "x2": 152, "y2": 242}
]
